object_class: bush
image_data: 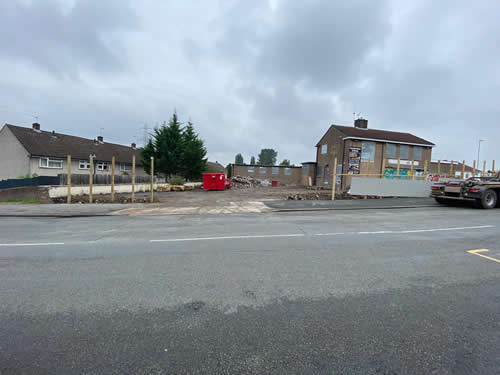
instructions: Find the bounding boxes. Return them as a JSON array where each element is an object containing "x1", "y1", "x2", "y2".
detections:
[{"x1": 170, "y1": 175, "x2": 185, "y2": 186}]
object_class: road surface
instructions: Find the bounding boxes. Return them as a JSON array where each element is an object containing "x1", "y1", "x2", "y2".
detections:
[{"x1": 0, "y1": 206, "x2": 499, "y2": 374}]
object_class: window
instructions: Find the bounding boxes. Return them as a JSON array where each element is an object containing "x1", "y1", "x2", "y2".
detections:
[
  {"x1": 321, "y1": 144, "x2": 327, "y2": 154},
  {"x1": 272, "y1": 167, "x2": 279, "y2": 175},
  {"x1": 386, "y1": 143, "x2": 396, "y2": 158},
  {"x1": 400, "y1": 145, "x2": 409, "y2": 160},
  {"x1": 361, "y1": 142, "x2": 375, "y2": 161},
  {"x1": 39, "y1": 157, "x2": 62, "y2": 169},
  {"x1": 79, "y1": 160, "x2": 90, "y2": 170},
  {"x1": 259, "y1": 167, "x2": 267, "y2": 174},
  {"x1": 413, "y1": 146, "x2": 422, "y2": 161},
  {"x1": 285, "y1": 168, "x2": 291, "y2": 176},
  {"x1": 324, "y1": 165, "x2": 329, "y2": 184},
  {"x1": 97, "y1": 162, "x2": 109, "y2": 171},
  {"x1": 316, "y1": 165, "x2": 322, "y2": 177},
  {"x1": 120, "y1": 164, "x2": 132, "y2": 171},
  {"x1": 248, "y1": 167, "x2": 254, "y2": 173},
  {"x1": 303, "y1": 164, "x2": 309, "y2": 173}
]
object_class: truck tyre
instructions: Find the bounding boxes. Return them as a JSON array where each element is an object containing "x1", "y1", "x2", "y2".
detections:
[
  {"x1": 480, "y1": 189, "x2": 497, "y2": 209},
  {"x1": 434, "y1": 197, "x2": 447, "y2": 204}
]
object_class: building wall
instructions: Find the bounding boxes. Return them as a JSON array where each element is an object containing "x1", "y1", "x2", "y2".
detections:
[
  {"x1": 29, "y1": 157, "x2": 148, "y2": 177},
  {"x1": 301, "y1": 163, "x2": 316, "y2": 186},
  {"x1": 315, "y1": 127, "x2": 345, "y2": 190},
  {"x1": 232, "y1": 164, "x2": 302, "y2": 186},
  {"x1": 0, "y1": 125, "x2": 30, "y2": 180}
]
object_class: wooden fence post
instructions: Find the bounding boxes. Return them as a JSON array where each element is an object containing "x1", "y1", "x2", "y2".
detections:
[
  {"x1": 150, "y1": 156, "x2": 154, "y2": 203},
  {"x1": 472, "y1": 160, "x2": 476, "y2": 177},
  {"x1": 381, "y1": 158, "x2": 386, "y2": 179},
  {"x1": 132, "y1": 155, "x2": 136, "y2": 203},
  {"x1": 437, "y1": 160, "x2": 441, "y2": 179},
  {"x1": 410, "y1": 158, "x2": 415, "y2": 180},
  {"x1": 67, "y1": 155, "x2": 71, "y2": 204},
  {"x1": 483, "y1": 160, "x2": 487, "y2": 177},
  {"x1": 331, "y1": 157, "x2": 337, "y2": 201},
  {"x1": 461, "y1": 160, "x2": 465, "y2": 179},
  {"x1": 111, "y1": 156, "x2": 115, "y2": 202},
  {"x1": 89, "y1": 155, "x2": 93, "y2": 203},
  {"x1": 423, "y1": 160, "x2": 428, "y2": 180}
]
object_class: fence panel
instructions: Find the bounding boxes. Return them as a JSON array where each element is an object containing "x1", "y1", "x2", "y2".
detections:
[
  {"x1": 58, "y1": 174, "x2": 152, "y2": 185},
  {"x1": 0, "y1": 176, "x2": 60, "y2": 190}
]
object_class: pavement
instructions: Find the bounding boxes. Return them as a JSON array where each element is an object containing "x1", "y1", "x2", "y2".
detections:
[
  {"x1": 0, "y1": 206, "x2": 499, "y2": 374},
  {"x1": 0, "y1": 197, "x2": 441, "y2": 217}
]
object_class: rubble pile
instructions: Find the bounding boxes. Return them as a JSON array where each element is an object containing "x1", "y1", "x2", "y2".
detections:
[
  {"x1": 231, "y1": 175, "x2": 261, "y2": 189},
  {"x1": 286, "y1": 190, "x2": 332, "y2": 200}
]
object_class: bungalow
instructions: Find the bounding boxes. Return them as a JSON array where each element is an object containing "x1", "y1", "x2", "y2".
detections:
[{"x1": 0, "y1": 122, "x2": 146, "y2": 180}]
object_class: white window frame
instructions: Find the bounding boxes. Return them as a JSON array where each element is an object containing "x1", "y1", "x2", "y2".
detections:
[
  {"x1": 39, "y1": 157, "x2": 62, "y2": 169},
  {"x1": 120, "y1": 163, "x2": 132, "y2": 172},
  {"x1": 96, "y1": 161, "x2": 109, "y2": 171},
  {"x1": 272, "y1": 167, "x2": 279, "y2": 175},
  {"x1": 386, "y1": 143, "x2": 397, "y2": 158},
  {"x1": 361, "y1": 141, "x2": 376, "y2": 161},
  {"x1": 79, "y1": 160, "x2": 90, "y2": 170},
  {"x1": 259, "y1": 167, "x2": 267, "y2": 174},
  {"x1": 284, "y1": 167, "x2": 291, "y2": 176},
  {"x1": 321, "y1": 144, "x2": 327, "y2": 154},
  {"x1": 247, "y1": 167, "x2": 254, "y2": 173},
  {"x1": 323, "y1": 165, "x2": 329, "y2": 184}
]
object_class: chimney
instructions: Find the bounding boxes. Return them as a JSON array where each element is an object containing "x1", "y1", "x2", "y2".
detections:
[
  {"x1": 131, "y1": 142, "x2": 136, "y2": 149},
  {"x1": 354, "y1": 118, "x2": 368, "y2": 129},
  {"x1": 97, "y1": 135, "x2": 104, "y2": 143},
  {"x1": 32, "y1": 122, "x2": 40, "y2": 131}
]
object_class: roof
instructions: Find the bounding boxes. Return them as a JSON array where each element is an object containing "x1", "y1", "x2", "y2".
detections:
[
  {"x1": 5, "y1": 124, "x2": 141, "y2": 164},
  {"x1": 316, "y1": 124, "x2": 435, "y2": 147},
  {"x1": 233, "y1": 164, "x2": 301, "y2": 168}
]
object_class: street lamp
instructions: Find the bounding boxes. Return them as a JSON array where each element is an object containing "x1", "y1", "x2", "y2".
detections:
[{"x1": 477, "y1": 139, "x2": 484, "y2": 176}]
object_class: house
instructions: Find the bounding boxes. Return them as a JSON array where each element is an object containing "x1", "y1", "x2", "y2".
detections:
[
  {"x1": 0, "y1": 122, "x2": 146, "y2": 180},
  {"x1": 313, "y1": 118, "x2": 434, "y2": 190},
  {"x1": 232, "y1": 164, "x2": 302, "y2": 186}
]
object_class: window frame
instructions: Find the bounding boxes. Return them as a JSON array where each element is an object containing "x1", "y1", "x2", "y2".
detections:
[
  {"x1": 413, "y1": 146, "x2": 423, "y2": 161},
  {"x1": 247, "y1": 167, "x2": 254, "y2": 173},
  {"x1": 321, "y1": 144, "x2": 327, "y2": 154},
  {"x1": 79, "y1": 160, "x2": 90, "y2": 170},
  {"x1": 272, "y1": 167, "x2": 279, "y2": 175},
  {"x1": 386, "y1": 143, "x2": 397, "y2": 159},
  {"x1": 323, "y1": 165, "x2": 329, "y2": 184},
  {"x1": 39, "y1": 157, "x2": 63, "y2": 169},
  {"x1": 120, "y1": 163, "x2": 132, "y2": 172},
  {"x1": 361, "y1": 141, "x2": 376, "y2": 161},
  {"x1": 259, "y1": 167, "x2": 267, "y2": 174},
  {"x1": 96, "y1": 161, "x2": 109, "y2": 171},
  {"x1": 316, "y1": 165, "x2": 322, "y2": 177},
  {"x1": 400, "y1": 145, "x2": 410, "y2": 160},
  {"x1": 284, "y1": 167, "x2": 291, "y2": 176}
]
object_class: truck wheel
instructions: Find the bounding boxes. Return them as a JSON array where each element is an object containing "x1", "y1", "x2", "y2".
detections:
[
  {"x1": 480, "y1": 189, "x2": 497, "y2": 209},
  {"x1": 434, "y1": 197, "x2": 447, "y2": 204}
]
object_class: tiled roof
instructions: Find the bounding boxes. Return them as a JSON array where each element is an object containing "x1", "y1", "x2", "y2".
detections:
[
  {"x1": 6, "y1": 124, "x2": 141, "y2": 164},
  {"x1": 316, "y1": 124, "x2": 434, "y2": 147}
]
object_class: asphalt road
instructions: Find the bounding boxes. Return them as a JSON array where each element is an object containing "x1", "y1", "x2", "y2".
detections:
[{"x1": 0, "y1": 206, "x2": 499, "y2": 374}]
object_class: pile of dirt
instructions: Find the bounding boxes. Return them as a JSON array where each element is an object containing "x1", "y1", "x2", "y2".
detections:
[
  {"x1": 231, "y1": 175, "x2": 261, "y2": 189},
  {"x1": 286, "y1": 191, "x2": 332, "y2": 200}
]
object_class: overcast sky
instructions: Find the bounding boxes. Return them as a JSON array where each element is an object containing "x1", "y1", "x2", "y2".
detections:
[{"x1": 1, "y1": 0, "x2": 498, "y2": 166}]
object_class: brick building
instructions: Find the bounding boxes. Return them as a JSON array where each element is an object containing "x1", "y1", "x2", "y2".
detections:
[
  {"x1": 314, "y1": 119, "x2": 434, "y2": 191},
  {"x1": 232, "y1": 164, "x2": 302, "y2": 186}
]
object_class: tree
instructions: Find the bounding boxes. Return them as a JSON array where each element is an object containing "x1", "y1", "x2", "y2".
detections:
[
  {"x1": 280, "y1": 159, "x2": 291, "y2": 166},
  {"x1": 226, "y1": 163, "x2": 232, "y2": 178},
  {"x1": 181, "y1": 121, "x2": 207, "y2": 181},
  {"x1": 235, "y1": 153, "x2": 244, "y2": 164},
  {"x1": 257, "y1": 148, "x2": 278, "y2": 165},
  {"x1": 250, "y1": 156, "x2": 256, "y2": 165},
  {"x1": 142, "y1": 112, "x2": 207, "y2": 181}
]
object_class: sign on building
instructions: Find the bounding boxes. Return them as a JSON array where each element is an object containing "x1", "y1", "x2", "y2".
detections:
[{"x1": 348, "y1": 147, "x2": 361, "y2": 174}]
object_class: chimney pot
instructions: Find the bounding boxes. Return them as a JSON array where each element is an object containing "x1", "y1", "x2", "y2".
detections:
[
  {"x1": 32, "y1": 122, "x2": 40, "y2": 131},
  {"x1": 354, "y1": 118, "x2": 368, "y2": 129},
  {"x1": 97, "y1": 135, "x2": 103, "y2": 143},
  {"x1": 131, "y1": 143, "x2": 136, "y2": 149}
]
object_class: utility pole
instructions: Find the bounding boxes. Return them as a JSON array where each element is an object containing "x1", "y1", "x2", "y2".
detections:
[{"x1": 477, "y1": 139, "x2": 484, "y2": 173}]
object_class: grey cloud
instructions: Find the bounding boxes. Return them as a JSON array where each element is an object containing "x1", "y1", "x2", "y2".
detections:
[{"x1": 0, "y1": 0, "x2": 137, "y2": 78}]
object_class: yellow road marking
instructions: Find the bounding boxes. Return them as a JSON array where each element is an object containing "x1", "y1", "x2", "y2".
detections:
[{"x1": 467, "y1": 249, "x2": 500, "y2": 263}]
